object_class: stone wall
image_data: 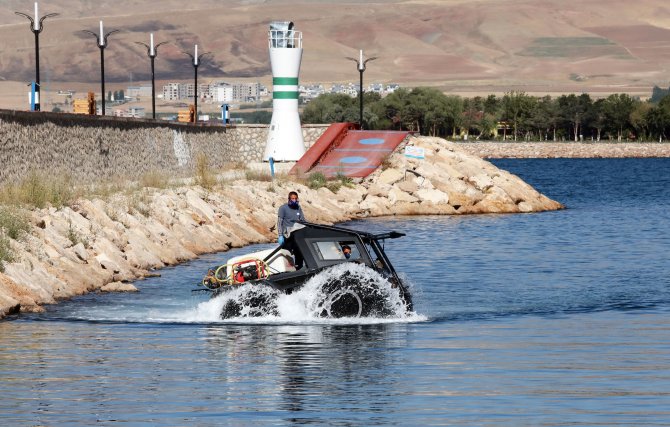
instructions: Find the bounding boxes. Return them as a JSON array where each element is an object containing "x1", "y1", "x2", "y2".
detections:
[{"x1": 0, "y1": 109, "x2": 328, "y2": 184}]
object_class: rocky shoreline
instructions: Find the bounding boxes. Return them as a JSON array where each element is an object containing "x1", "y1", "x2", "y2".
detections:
[
  {"x1": 455, "y1": 141, "x2": 670, "y2": 158},
  {"x1": 0, "y1": 136, "x2": 564, "y2": 319}
]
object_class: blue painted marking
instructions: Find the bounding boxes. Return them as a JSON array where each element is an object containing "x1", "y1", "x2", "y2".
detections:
[
  {"x1": 339, "y1": 156, "x2": 368, "y2": 164},
  {"x1": 334, "y1": 148, "x2": 392, "y2": 152},
  {"x1": 314, "y1": 165, "x2": 377, "y2": 169},
  {"x1": 358, "y1": 138, "x2": 385, "y2": 145}
]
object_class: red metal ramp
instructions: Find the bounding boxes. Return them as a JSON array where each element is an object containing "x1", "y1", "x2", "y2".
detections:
[
  {"x1": 291, "y1": 123, "x2": 410, "y2": 178},
  {"x1": 291, "y1": 122, "x2": 357, "y2": 175}
]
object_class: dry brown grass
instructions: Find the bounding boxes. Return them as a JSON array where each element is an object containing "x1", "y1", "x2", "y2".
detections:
[
  {"x1": 194, "y1": 153, "x2": 218, "y2": 190},
  {"x1": 0, "y1": 171, "x2": 78, "y2": 209}
]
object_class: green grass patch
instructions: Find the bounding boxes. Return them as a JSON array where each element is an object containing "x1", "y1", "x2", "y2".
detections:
[{"x1": 518, "y1": 37, "x2": 630, "y2": 58}]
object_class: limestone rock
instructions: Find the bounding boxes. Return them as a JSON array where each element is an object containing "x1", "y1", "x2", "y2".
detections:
[
  {"x1": 469, "y1": 173, "x2": 494, "y2": 191},
  {"x1": 388, "y1": 186, "x2": 419, "y2": 205},
  {"x1": 416, "y1": 188, "x2": 449, "y2": 204},
  {"x1": 397, "y1": 179, "x2": 418, "y2": 194},
  {"x1": 378, "y1": 168, "x2": 404, "y2": 185},
  {"x1": 73, "y1": 243, "x2": 89, "y2": 262},
  {"x1": 100, "y1": 282, "x2": 138, "y2": 293},
  {"x1": 367, "y1": 183, "x2": 392, "y2": 197}
]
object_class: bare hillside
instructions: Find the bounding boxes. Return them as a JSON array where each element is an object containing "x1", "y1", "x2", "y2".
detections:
[{"x1": 0, "y1": 0, "x2": 669, "y2": 99}]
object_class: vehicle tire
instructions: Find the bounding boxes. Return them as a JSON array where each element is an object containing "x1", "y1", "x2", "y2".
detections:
[
  {"x1": 220, "y1": 285, "x2": 279, "y2": 319},
  {"x1": 316, "y1": 270, "x2": 395, "y2": 318},
  {"x1": 221, "y1": 300, "x2": 242, "y2": 319},
  {"x1": 321, "y1": 289, "x2": 363, "y2": 318}
]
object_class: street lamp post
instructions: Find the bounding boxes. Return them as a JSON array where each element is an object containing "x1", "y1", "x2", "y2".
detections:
[
  {"x1": 15, "y1": 2, "x2": 59, "y2": 112},
  {"x1": 183, "y1": 45, "x2": 210, "y2": 123},
  {"x1": 82, "y1": 21, "x2": 119, "y2": 116},
  {"x1": 346, "y1": 50, "x2": 377, "y2": 129},
  {"x1": 136, "y1": 34, "x2": 167, "y2": 119}
]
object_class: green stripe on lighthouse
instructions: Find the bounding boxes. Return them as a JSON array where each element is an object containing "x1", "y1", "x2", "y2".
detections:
[
  {"x1": 273, "y1": 91, "x2": 299, "y2": 99},
  {"x1": 273, "y1": 77, "x2": 299, "y2": 85}
]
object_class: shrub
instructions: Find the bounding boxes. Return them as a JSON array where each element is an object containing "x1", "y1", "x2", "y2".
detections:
[
  {"x1": 306, "y1": 172, "x2": 327, "y2": 189},
  {"x1": 0, "y1": 207, "x2": 31, "y2": 240},
  {"x1": 66, "y1": 219, "x2": 90, "y2": 248},
  {"x1": 335, "y1": 173, "x2": 355, "y2": 188},
  {"x1": 0, "y1": 233, "x2": 12, "y2": 273},
  {"x1": 194, "y1": 153, "x2": 217, "y2": 190}
]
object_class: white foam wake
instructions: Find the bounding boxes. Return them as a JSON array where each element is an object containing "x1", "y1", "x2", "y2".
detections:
[{"x1": 184, "y1": 263, "x2": 426, "y2": 324}]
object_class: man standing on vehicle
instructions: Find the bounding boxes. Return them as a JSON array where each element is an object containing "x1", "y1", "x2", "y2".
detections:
[{"x1": 277, "y1": 191, "x2": 306, "y2": 269}]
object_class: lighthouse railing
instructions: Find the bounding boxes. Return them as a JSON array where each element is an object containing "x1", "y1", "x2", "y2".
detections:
[{"x1": 268, "y1": 30, "x2": 302, "y2": 49}]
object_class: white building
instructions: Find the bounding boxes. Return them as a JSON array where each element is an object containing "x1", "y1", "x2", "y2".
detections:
[
  {"x1": 163, "y1": 83, "x2": 180, "y2": 101},
  {"x1": 161, "y1": 81, "x2": 265, "y2": 102},
  {"x1": 215, "y1": 85, "x2": 234, "y2": 103},
  {"x1": 386, "y1": 83, "x2": 400, "y2": 93},
  {"x1": 233, "y1": 82, "x2": 261, "y2": 102}
]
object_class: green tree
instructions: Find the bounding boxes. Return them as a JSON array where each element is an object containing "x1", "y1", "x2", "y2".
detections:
[
  {"x1": 602, "y1": 93, "x2": 637, "y2": 141},
  {"x1": 501, "y1": 91, "x2": 534, "y2": 141},
  {"x1": 646, "y1": 95, "x2": 670, "y2": 142},
  {"x1": 630, "y1": 102, "x2": 652, "y2": 141},
  {"x1": 589, "y1": 99, "x2": 607, "y2": 141},
  {"x1": 380, "y1": 88, "x2": 414, "y2": 131},
  {"x1": 301, "y1": 93, "x2": 356, "y2": 123},
  {"x1": 557, "y1": 94, "x2": 592, "y2": 141}
]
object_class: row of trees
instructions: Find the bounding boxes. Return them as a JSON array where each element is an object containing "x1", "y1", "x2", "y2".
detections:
[{"x1": 301, "y1": 88, "x2": 670, "y2": 142}]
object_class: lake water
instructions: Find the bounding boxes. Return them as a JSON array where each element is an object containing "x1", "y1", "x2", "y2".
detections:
[{"x1": 1, "y1": 158, "x2": 669, "y2": 426}]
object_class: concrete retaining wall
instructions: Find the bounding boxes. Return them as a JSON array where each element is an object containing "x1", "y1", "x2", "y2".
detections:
[{"x1": 0, "y1": 109, "x2": 327, "y2": 184}]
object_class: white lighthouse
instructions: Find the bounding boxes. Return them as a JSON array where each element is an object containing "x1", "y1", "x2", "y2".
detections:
[{"x1": 263, "y1": 21, "x2": 306, "y2": 161}]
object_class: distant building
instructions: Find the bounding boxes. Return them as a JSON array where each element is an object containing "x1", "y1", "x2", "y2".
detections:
[
  {"x1": 330, "y1": 83, "x2": 359, "y2": 97},
  {"x1": 161, "y1": 81, "x2": 265, "y2": 102},
  {"x1": 127, "y1": 107, "x2": 146, "y2": 118},
  {"x1": 215, "y1": 85, "x2": 234, "y2": 103},
  {"x1": 233, "y1": 82, "x2": 261, "y2": 102},
  {"x1": 300, "y1": 84, "x2": 325, "y2": 100},
  {"x1": 385, "y1": 83, "x2": 400, "y2": 93},
  {"x1": 111, "y1": 107, "x2": 145, "y2": 118},
  {"x1": 368, "y1": 83, "x2": 384, "y2": 94},
  {"x1": 126, "y1": 85, "x2": 152, "y2": 99},
  {"x1": 163, "y1": 83, "x2": 180, "y2": 101}
]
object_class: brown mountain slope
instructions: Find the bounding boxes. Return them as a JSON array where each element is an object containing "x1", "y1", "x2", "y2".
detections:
[{"x1": 0, "y1": 0, "x2": 669, "y2": 97}]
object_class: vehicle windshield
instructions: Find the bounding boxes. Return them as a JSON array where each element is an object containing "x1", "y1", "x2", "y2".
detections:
[{"x1": 311, "y1": 240, "x2": 361, "y2": 261}]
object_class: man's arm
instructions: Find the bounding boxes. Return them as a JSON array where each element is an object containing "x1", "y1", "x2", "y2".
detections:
[{"x1": 277, "y1": 204, "x2": 287, "y2": 237}]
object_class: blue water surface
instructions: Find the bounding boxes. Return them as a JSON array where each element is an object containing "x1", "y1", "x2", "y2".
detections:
[{"x1": 1, "y1": 158, "x2": 669, "y2": 426}]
